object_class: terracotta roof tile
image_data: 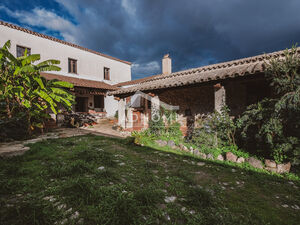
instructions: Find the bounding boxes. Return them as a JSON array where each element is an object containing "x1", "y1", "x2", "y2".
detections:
[
  {"x1": 113, "y1": 74, "x2": 162, "y2": 87},
  {"x1": 110, "y1": 48, "x2": 296, "y2": 96},
  {"x1": 0, "y1": 20, "x2": 131, "y2": 65},
  {"x1": 41, "y1": 73, "x2": 117, "y2": 90}
]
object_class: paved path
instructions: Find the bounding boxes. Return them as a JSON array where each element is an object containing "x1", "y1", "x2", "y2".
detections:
[
  {"x1": 81, "y1": 119, "x2": 130, "y2": 138},
  {"x1": 0, "y1": 119, "x2": 130, "y2": 157}
]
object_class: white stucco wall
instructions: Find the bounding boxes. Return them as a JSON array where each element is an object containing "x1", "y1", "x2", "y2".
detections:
[
  {"x1": 0, "y1": 24, "x2": 132, "y2": 117},
  {"x1": 105, "y1": 95, "x2": 119, "y2": 118}
]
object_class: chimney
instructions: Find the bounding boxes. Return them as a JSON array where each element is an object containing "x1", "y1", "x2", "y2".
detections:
[{"x1": 162, "y1": 54, "x2": 172, "y2": 75}]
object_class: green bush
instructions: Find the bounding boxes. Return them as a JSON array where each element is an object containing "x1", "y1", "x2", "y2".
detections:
[
  {"x1": 148, "y1": 108, "x2": 165, "y2": 136},
  {"x1": 0, "y1": 40, "x2": 74, "y2": 140},
  {"x1": 0, "y1": 112, "x2": 29, "y2": 141},
  {"x1": 148, "y1": 107, "x2": 182, "y2": 138},
  {"x1": 237, "y1": 47, "x2": 300, "y2": 164},
  {"x1": 190, "y1": 106, "x2": 237, "y2": 148}
]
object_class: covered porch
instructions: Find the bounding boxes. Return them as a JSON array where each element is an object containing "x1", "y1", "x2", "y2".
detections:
[{"x1": 113, "y1": 75, "x2": 271, "y2": 134}]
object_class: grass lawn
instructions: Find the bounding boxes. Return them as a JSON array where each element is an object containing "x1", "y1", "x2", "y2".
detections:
[{"x1": 0, "y1": 134, "x2": 299, "y2": 225}]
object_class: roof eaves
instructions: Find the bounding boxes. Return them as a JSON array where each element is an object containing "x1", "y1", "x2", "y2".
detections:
[
  {"x1": 0, "y1": 20, "x2": 132, "y2": 65},
  {"x1": 41, "y1": 72, "x2": 117, "y2": 90}
]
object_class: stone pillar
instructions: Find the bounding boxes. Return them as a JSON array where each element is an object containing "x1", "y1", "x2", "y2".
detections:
[
  {"x1": 118, "y1": 98, "x2": 126, "y2": 128},
  {"x1": 144, "y1": 99, "x2": 149, "y2": 128},
  {"x1": 214, "y1": 84, "x2": 226, "y2": 113},
  {"x1": 127, "y1": 108, "x2": 133, "y2": 129},
  {"x1": 151, "y1": 96, "x2": 160, "y2": 122}
]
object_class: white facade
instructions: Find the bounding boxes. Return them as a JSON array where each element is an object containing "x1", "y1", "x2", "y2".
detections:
[{"x1": 0, "y1": 23, "x2": 132, "y2": 117}]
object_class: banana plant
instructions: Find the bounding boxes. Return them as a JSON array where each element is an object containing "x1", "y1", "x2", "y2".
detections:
[{"x1": 0, "y1": 40, "x2": 74, "y2": 134}]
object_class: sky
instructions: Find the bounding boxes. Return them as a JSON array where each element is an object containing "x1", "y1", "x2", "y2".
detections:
[{"x1": 1, "y1": 0, "x2": 300, "y2": 80}]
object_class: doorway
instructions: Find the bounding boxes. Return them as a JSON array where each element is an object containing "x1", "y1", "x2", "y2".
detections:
[
  {"x1": 94, "y1": 95, "x2": 105, "y2": 112},
  {"x1": 75, "y1": 97, "x2": 88, "y2": 112}
]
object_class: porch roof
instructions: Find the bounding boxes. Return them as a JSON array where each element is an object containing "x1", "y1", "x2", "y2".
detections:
[
  {"x1": 109, "y1": 48, "x2": 296, "y2": 96},
  {"x1": 41, "y1": 73, "x2": 117, "y2": 90}
]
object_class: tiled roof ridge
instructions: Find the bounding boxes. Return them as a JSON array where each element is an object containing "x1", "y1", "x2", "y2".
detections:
[
  {"x1": 0, "y1": 20, "x2": 132, "y2": 65},
  {"x1": 138, "y1": 47, "x2": 299, "y2": 85},
  {"x1": 114, "y1": 73, "x2": 162, "y2": 87},
  {"x1": 109, "y1": 47, "x2": 299, "y2": 95}
]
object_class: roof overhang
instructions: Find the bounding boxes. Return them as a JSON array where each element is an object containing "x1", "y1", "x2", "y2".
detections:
[{"x1": 41, "y1": 72, "x2": 117, "y2": 91}]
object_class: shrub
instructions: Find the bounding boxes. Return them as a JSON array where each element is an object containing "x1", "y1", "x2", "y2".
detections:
[
  {"x1": 0, "y1": 40, "x2": 74, "y2": 140},
  {"x1": 237, "y1": 46, "x2": 300, "y2": 164},
  {"x1": 190, "y1": 106, "x2": 237, "y2": 148},
  {"x1": 0, "y1": 112, "x2": 28, "y2": 141},
  {"x1": 148, "y1": 107, "x2": 182, "y2": 138},
  {"x1": 148, "y1": 108, "x2": 165, "y2": 136}
]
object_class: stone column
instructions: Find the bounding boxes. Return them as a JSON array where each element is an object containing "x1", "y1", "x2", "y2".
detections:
[
  {"x1": 214, "y1": 84, "x2": 226, "y2": 113},
  {"x1": 118, "y1": 98, "x2": 126, "y2": 128},
  {"x1": 151, "y1": 96, "x2": 160, "y2": 122},
  {"x1": 127, "y1": 108, "x2": 133, "y2": 129}
]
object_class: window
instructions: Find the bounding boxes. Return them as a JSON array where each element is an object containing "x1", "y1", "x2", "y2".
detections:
[
  {"x1": 68, "y1": 58, "x2": 77, "y2": 74},
  {"x1": 104, "y1": 67, "x2": 110, "y2": 80},
  {"x1": 16, "y1": 45, "x2": 31, "y2": 57}
]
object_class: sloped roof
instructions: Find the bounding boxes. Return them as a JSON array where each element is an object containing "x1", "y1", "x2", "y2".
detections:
[
  {"x1": 0, "y1": 20, "x2": 131, "y2": 65},
  {"x1": 109, "y1": 48, "x2": 295, "y2": 96},
  {"x1": 113, "y1": 74, "x2": 162, "y2": 87},
  {"x1": 41, "y1": 73, "x2": 117, "y2": 90}
]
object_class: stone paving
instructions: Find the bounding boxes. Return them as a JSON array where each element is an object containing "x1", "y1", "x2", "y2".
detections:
[{"x1": 0, "y1": 119, "x2": 129, "y2": 157}]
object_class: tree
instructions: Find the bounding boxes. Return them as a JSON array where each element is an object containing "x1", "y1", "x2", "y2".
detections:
[
  {"x1": 0, "y1": 40, "x2": 74, "y2": 137},
  {"x1": 237, "y1": 46, "x2": 300, "y2": 164}
]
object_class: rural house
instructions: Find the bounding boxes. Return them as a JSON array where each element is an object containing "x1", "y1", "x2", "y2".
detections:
[
  {"x1": 0, "y1": 20, "x2": 132, "y2": 118},
  {"x1": 109, "y1": 51, "x2": 285, "y2": 134}
]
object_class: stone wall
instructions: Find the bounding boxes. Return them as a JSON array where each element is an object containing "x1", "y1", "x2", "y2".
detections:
[
  {"x1": 120, "y1": 77, "x2": 272, "y2": 134},
  {"x1": 156, "y1": 78, "x2": 271, "y2": 135},
  {"x1": 158, "y1": 85, "x2": 214, "y2": 134}
]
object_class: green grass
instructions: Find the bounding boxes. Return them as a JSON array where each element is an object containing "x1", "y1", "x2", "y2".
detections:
[{"x1": 0, "y1": 134, "x2": 299, "y2": 225}]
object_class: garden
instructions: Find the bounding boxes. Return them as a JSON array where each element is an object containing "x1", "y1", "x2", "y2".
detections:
[
  {"x1": 0, "y1": 40, "x2": 300, "y2": 225},
  {"x1": 132, "y1": 47, "x2": 300, "y2": 178}
]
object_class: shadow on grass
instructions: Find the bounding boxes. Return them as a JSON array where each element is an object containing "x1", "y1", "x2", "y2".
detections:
[
  {"x1": 114, "y1": 135, "x2": 300, "y2": 182},
  {"x1": 0, "y1": 134, "x2": 299, "y2": 225}
]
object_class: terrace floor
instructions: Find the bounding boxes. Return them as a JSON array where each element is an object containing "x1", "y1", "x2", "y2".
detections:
[{"x1": 0, "y1": 119, "x2": 128, "y2": 157}]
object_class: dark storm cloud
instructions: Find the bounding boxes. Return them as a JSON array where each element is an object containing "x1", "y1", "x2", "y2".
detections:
[{"x1": 2, "y1": 0, "x2": 300, "y2": 79}]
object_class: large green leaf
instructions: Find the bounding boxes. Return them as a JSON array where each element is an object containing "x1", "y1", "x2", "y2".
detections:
[
  {"x1": 22, "y1": 99, "x2": 31, "y2": 108},
  {"x1": 33, "y1": 76, "x2": 45, "y2": 89},
  {"x1": 0, "y1": 48, "x2": 18, "y2": 64},
  {"x1": 38, "y1": 65, "x2": 61, "y2": 72},
  {"x1": 21, "y1": 54, "x2": 41, "y2": 66},
  {"x1": 50, "y1": 87, "x2": 71, "y2": 96},
  {"x1": 37, "y1": 59, "x2": 60, "y2": 67},
  {"x1": 16, "y1": 65, "x2": 35, "y2": 74},
  {"x1": 51, "y1": 80, "x2": 74, "y2": 88},
  {"x1": 36, "y1": 90, "x2": 57, "y2": 114},
  {"x1": 3, "y1": 40, "x2": 11, "y2": 49},
  {"x1": 33, "y1": 102, "x2": 47, "y2": 111},
  {"x1": 49, "y1": 92, "x2": 73, "y2": 107}
]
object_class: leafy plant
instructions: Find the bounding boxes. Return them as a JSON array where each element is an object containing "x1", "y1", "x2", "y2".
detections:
[
  {"x1": 190, "y1": 106, "x2": 237, "y2": 148},
  {"x1": 0, "y1": 40, "x2": 74, "y2": 139},
  {"x1": 237, "y1": 46, "x2": 300, "y2": 164}
]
